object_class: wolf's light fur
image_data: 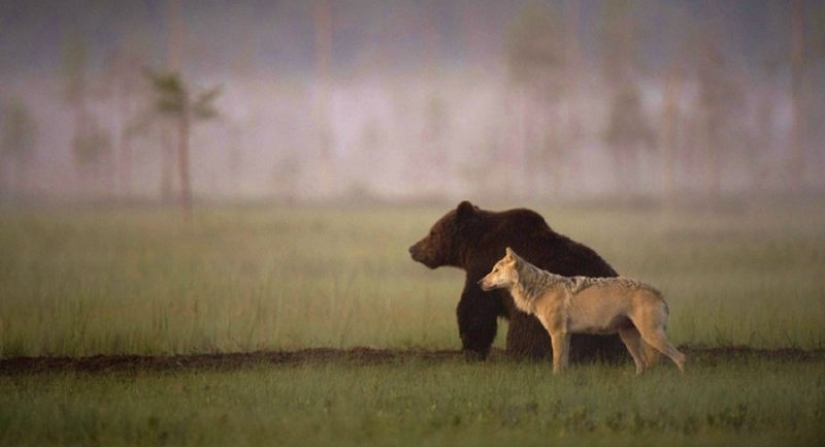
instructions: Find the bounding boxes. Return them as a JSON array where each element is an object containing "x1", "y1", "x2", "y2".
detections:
[{"x1": 479, "y1": 247, "x2": 686, "y2": 374}]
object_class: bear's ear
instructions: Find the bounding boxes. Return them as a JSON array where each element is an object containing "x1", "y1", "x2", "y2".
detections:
[{"x1": 456, "y1": 201, "x2": 478, "y2": 221}]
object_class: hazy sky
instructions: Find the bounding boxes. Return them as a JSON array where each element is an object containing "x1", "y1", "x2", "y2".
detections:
[{"x1": 0, "y1": 0, "x2": 809, "y2": 78}]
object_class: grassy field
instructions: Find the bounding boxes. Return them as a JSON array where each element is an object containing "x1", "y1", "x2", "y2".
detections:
[
  {"x1": 1, "y1": 199, "x2": 824, "y2": 445},
  {"x1": 1, "y1": 353, "x2": 822, "y2": 446},
  {"x1": 0, "y1": 204, "x2": 464, "y2": 357}
]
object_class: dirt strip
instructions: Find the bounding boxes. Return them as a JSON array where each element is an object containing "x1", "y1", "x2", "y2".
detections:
[{"x1": 0, "y1": 346, "x2": 822, "y2": 375}]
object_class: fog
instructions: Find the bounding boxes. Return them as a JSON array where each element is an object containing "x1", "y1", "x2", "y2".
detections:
[{"x1": 1, "y1": 0, "x2": 823, "y2": 204}]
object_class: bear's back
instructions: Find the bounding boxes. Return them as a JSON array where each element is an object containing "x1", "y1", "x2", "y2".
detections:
[{"x1": 472, "y1": 207, "x2": 617, "y2": 280}]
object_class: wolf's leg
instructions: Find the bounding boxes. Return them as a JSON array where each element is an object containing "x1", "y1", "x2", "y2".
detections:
[
  {"x1": 618, "y1": 327, "x2": 646, "y2": 374},
  {"x1": 549, "y1": 331, "x2": 568, "y2": 374},
  {"x1": 641, "y1": 340, "x2": 661, "y2": 369},
  {"x1": 559, "y1": 332, "x2": 571, "y2": 371},
  {"x1": 631, "y1": 302, "x2": 686, "y2": 372},
  {"x1": 637, "y1": 327, "x2": 686, "y2": 373}
]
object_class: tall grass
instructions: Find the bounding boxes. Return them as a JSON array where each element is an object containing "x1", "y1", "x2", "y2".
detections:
[
  {"x1": 0, "y1": 206, "x2": 462, "y2": 357},
  {"x1": 541, "y1": 202, "x2": 825, "y2": 349},
  {"x1": 1, "y1": 200, "x2": 824, "y2": 358}
]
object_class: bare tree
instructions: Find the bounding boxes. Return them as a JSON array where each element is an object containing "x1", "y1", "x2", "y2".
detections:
[
  {"x1": 61, "y1": 31, "x2": 114, "y2": 196},
  {"x1": 0, "y1": 98, "x2": 38, "y2": 197},
  {"x1": 163, "y1": 0, "x2": 185, "y2": 203},
  {"x1": 693, "y1": 25, "x2": 742, "y2": 202},
  {"x1": 600, "y1": 0, "x2": 639, "y2": 89},
  {"x1": 808, "y1": 2, "x2": 825, "y2": 186},
  {"x1": 104, "y1": 34, "x2": 149, "y2": 199},
  {"x1": 562, "y1": 0, "x2": 583, "y2": 152},
  {"x1": 71, "y1": 119, "x2": 113, "y2": 193},
  {"x1": 789, "y1": 0, "x2": 807, "y2": 190},
  {"x1": 660, "y1": 55, "x2": 684, "y2": 202},
  {"x1": 504, "y1": 2, "x2": 566, "y2": 196},
  {"x1": 603, "y1": 84, "x2": 656, "y2": 195},
  {"x1": 145, "y1": 70, "x2": 221, "y2": 220},
  {"x1": 649, "y1": 5, "x2": 692, "y2": 201},
  {"x1": 61, "y1": 31, "x2": 91, "y2": 192},
  {"x1": 313, "y1": 0, "x2": 335, "y2": 197},
  {"x1": 599, "y1": 0, "x2": 655, "y2": 196}
]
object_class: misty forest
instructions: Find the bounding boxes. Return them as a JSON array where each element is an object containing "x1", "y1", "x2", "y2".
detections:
[
  {"x1": 1, "y1": 0, "x2": 824, "y2": 205},
  {"x1": 3, "y1": 3, "x2": 825, "y2": 446}
]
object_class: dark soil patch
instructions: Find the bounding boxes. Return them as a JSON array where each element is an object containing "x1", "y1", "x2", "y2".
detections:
[
  {"x1": 0, "y1": 347, "x2": 460, "y2": 375},
  {"x1": 0, "y1": 346, "x2": 822, "y2": 375}
]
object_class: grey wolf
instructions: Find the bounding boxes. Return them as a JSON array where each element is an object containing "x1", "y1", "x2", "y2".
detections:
[{"x1": 479, "y1": 247, "x2": 686, "y2": 374}]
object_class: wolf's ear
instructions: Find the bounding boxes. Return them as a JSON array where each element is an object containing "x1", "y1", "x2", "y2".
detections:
[
  {"x1": 456, "y1": 201, "x2": 478, "y2": 221},
  {"x1": 505, "y1": 247, "x2": 520, "y2": 265}
]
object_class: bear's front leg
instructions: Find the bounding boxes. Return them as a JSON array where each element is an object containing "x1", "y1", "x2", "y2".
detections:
[
  {"x1": 456, "y1": 281, "x2": 501, "y2": 360},
  {"x1": 505, "y1": 309, "x2": 552, "y2": 360}
]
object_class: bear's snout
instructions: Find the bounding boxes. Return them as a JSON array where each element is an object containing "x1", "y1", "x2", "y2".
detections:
[
  {"x1": 408, "y1": 243, "x2": 426, "y2": 262},
  {"x1": 409, "y1": 241, "x2": 439, "y2": 269}
]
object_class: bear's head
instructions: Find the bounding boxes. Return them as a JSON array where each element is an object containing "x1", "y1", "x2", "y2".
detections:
[{"x1": 409, "y1": 200, "x2": 479, "y2": 269}]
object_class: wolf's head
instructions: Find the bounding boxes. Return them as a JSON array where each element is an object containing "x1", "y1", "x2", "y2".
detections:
[{"x1": 478, "y1": 247, "x2": 522, "y2": 291}]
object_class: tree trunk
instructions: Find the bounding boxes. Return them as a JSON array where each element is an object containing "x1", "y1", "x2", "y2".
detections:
[
  {"x1": 73, "y1": 100, "x2": 90, "y2": 197},
  {"x1": 177, "y1": 110, "x2": 192, "y2": 222},
  {"x1": 661, "y1": 64, "x2": 682, "y2": 202},
  {"x1": 705, "y1": 113, "x2": 721, "y2": 202},
  {"x1": 116, "y1": 83, "x2": 133, "y2": 199},
  {"x1": 313, "y1": 0, "x2": 335, "y2": 197},
  {"x1": 790, "y1": 0, "x2": 806, "y2": 191},
  {"x1": 119, "y1": 133, "x2": 132, "y2": 199},
  {"x1": 161, "y1": 125, "x2": 174, "y2": 203},
  {"x1": 516, "y1": 85, "x2": 528, "y2": 196}
]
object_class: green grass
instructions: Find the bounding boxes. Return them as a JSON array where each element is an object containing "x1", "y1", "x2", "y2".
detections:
[
  {"x1": 0, "y1": 206, "x2": 463, "y2": 357},
  {"x1": 536, "y1": 201, "x2": 825, "y2": 350},
  {"x1": 1, "y1": 200, "x2": 824, "y2": 446},
  {"x1": 1, "y1": 356, "x2": 822, "y2": 446},
  {"x1": 1, "y1": 201, "x2": 823, "y2": 357}
]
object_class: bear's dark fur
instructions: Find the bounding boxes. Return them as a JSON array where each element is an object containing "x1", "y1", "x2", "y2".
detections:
[{"x1": 409, "y1": 201, "x2": 627, "y2": 361}]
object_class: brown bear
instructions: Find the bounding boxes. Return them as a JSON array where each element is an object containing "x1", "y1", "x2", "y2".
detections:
[{"x1": 409, "y1": 200, "x2": 627, "y2": 362}]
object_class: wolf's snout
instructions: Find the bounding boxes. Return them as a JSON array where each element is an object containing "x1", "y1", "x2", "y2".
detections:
[{"x1": 478, "y1": 277, "x2": 492, "y2": 291}]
